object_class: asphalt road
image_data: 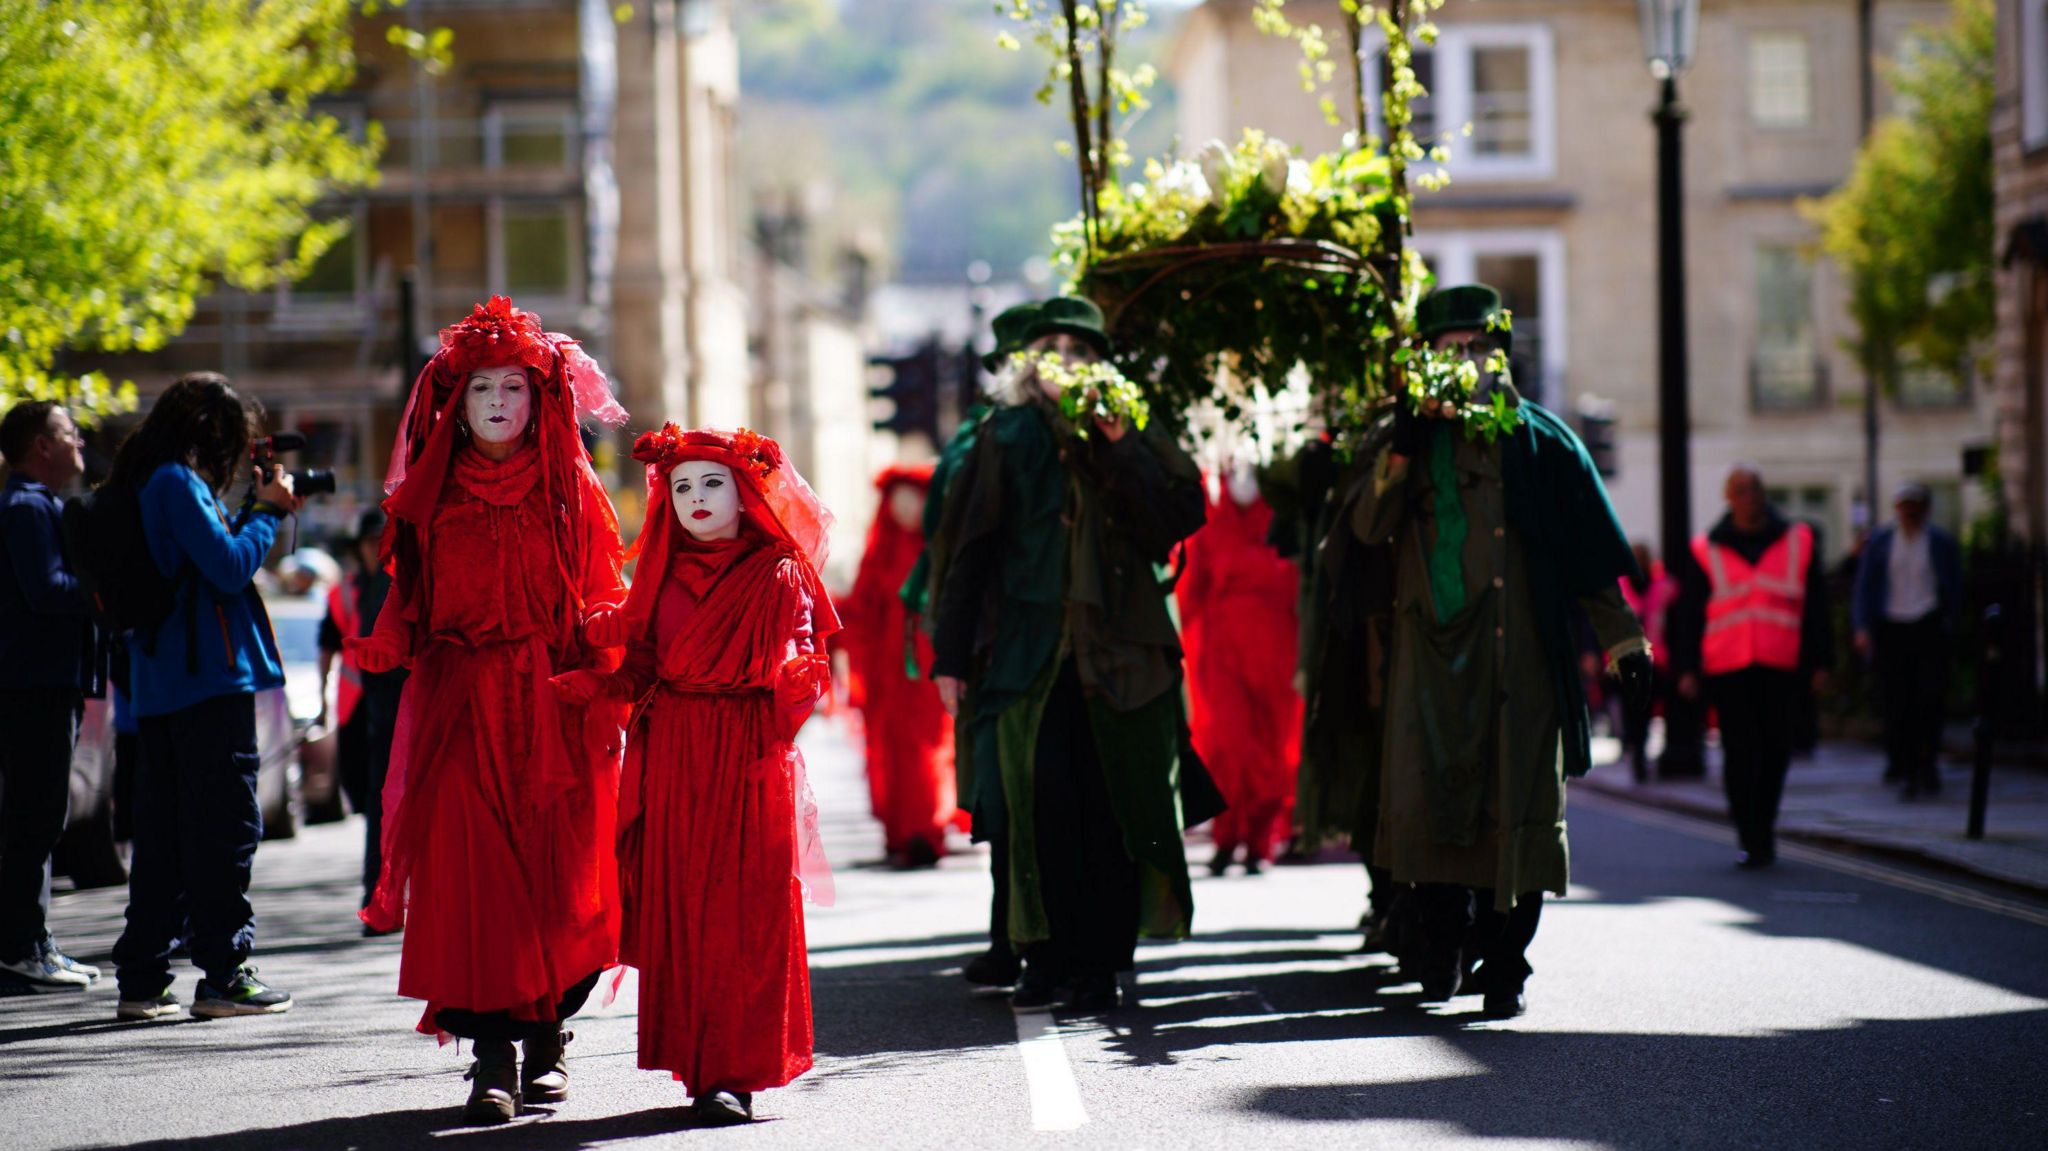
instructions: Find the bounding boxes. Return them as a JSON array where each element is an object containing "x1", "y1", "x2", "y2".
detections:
[{"x1": 5, "y1": 716, "x2": 2047, "y2": 1150}]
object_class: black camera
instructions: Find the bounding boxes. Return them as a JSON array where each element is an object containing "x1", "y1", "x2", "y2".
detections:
[{"x1": 251, "y1": 433, "x2": 337, "y2": 497}]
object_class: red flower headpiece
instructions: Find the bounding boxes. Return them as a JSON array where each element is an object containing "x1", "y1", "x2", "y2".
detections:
[
  {"x1": 630, "y1": 423, "x2": 784, "y2": 481},
  {"x1": 438, "y1": 295, "x2": 557, "y2": 379}
]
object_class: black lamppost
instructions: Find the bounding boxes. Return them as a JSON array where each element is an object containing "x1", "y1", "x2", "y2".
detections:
[{"x1": 1639, "y1": 0, "x2": 1703, "y2": 775}]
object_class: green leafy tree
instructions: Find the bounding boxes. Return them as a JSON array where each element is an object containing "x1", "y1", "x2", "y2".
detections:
[
  {"x1": 0, "y1": 0, "x2": 382, "y2": 419},
  {"x1": 1809, "y1": 0, "x2": 1994, "y2": 392}
]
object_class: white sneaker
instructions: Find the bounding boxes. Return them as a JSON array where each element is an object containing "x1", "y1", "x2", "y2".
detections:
[
  {"x1": 0, "y1": 951, "x2": 91, "y2": 991},
  {"x1": 116, "y1": 991, "x2": 184, "y2": 1021},
  {"x1": 41, "y1": 937, "x2": 99, "y2": 982}
]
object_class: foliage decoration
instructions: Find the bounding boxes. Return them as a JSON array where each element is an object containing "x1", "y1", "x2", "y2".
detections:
[
  {"x1": 1400, "y1": 330, "x2": 1524, "y2": 445},
  {"x1": 1014, "y1": 350, "x2": 1152, "y2": 437}
]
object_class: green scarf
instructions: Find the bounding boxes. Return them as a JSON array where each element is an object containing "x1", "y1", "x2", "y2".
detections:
[{"x1": 1424, "y1": 423, "x2": 1468, "y2": 620}]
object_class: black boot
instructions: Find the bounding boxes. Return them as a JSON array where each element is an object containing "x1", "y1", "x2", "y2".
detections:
[
  {"x1": 521, "y1": 1026, "x2": 572, "y2": 1105},
  {"x1": 694, "y1": 1089, "x2": 754, "y2": 1126},
  {"x1": 463, "y1": 1040, "x2": 519, "y2": 1124},
  {"x1": 963, "y1": 947, "x2": 1021, "y2": 987}
]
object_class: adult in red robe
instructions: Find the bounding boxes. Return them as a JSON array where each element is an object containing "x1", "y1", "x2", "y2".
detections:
[
  {"x1": 1177, "y1": 470, "x2": 1303, "y2": 874},
  {"x1": 347, "y1": 297, "x2": 630, "y2": 1124},
  {"x1": 843, "y1": 464, "x2": 956, "y2": 865},
  {"x1": 554, "y1": 424, "x2": 838, "y2": 1127}
]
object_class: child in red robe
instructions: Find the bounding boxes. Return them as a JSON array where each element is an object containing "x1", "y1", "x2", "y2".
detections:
[
  {"x1": 553, "y1": 424, "x2": 838, "y2": 1127},
  {"x1": 843, "y1": 464, "x2": 957, "y2": 866},
  {"x1": 347, "y1": 297, "x2": 631, "y2": 1123},
  {"x1": 1177, "y1": 467, "x2": 1303, "y2": 875}
]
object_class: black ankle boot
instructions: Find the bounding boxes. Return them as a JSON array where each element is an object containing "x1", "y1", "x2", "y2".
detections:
[
  {"x1": 694, "y1": 1088, "x2": 754, "y2": 1126},
  {"x1": 522, "y1": 1026, "x2": 572, "y2": 1105},
  {"x1": 463, "y1": 1039, "x2": 519, "y2": 1123}
]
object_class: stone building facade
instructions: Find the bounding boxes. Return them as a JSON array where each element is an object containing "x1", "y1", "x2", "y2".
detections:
[
  {"x1": 1171, "y1": 0, "x2": 1992, "y2": 560},
  {"x1": 1995, "y1": 0, "x2": 2048, "y2": 541}
]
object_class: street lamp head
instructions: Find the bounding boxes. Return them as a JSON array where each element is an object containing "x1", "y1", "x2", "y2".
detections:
[{"x1": 1637, "y1": 0, "x2": 1699, "y2": 78}]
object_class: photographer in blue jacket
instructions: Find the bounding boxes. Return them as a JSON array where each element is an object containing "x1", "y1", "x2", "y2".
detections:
[{"x1": 106, "y1": 372, "x2": 304, "y2": 1022}]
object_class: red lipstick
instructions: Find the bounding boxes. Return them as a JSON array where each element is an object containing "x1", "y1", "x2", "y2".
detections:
[{"x1": 691, "y1": 509, "x2": 712, "y2": 520}]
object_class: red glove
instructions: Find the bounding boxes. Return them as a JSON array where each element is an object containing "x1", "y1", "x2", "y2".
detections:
[
  {"x1": 550, "y1": 669, "x2": 616, "y2": 706},
  {"x1": 345, "y1": 634, "x2": 409, "y2": 674},
  {"x1": 583, "y1": 606, "x2": 631, "y2": 648}
]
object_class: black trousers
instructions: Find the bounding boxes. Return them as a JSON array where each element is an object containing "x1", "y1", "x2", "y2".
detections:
[
  {"x1": 987, "y1": 831, "x2": 1013, "y2": 958},
  {"x1": 360, "y1": 671, "x2": 407, "y2": 906},
  {"x1": 1417, "y1": 884, "x2": 1544, "y2": 990},
  {"x1": 1708, "y1": 668, "x2": 1801, "y2": 857},
  {"x1": 335, "y1": 703, "x2": 371, "y2": 817},
  {"x1": 1877, "y1": 615, "x2": 1948, "y2": 787},
  {"x1": 1026, "y1": 662, "x2": 1140, "y2": 979},
  {"x1": 112, "y1": 692, "x2": 262, "y2": 997},
  {"x1": 112, "y1": 730, "x2": 139, "y2": 843},
  {"x1": 433, "y1": 968, "x2": 602, "y2": 1042},
  {"x1": 0, "y1": 689, "x2": 82, "y2": 958}
]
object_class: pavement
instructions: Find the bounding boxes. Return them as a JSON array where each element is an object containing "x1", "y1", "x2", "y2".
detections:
[
  {"x1": 6, "y1": 714, "x2": 2048, "y2": 1149},
  {"x1": 1582, "y1": 731, "x2": 2048, "y2": 894}
]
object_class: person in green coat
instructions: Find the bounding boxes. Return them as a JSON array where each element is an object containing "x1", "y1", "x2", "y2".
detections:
[
  {"x1": 929, "y1": 296, "x2": 1208, "y2": 1014},
  {"x1": 1345, "y1": 285, "x2": 1653, "y2": 1018}
]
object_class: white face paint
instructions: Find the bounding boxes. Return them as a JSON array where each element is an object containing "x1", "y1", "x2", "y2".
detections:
[
  {"x1": 887, "y1": 483, "x2": 925, "y2": 532},
  {"x1": 670, "y1": 460, "x2": 742, "y2": 540},
  {"x1": 1227, "y1": 464, "x2": 1261, "y2": 508},
  {"x1": 464, "y1": 366, "x2": 533, "y2": 445}
]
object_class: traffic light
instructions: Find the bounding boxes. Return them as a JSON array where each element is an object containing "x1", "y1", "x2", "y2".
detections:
[
  {"x1": 1577, "y1": 400, "x2": 1618, "y2": 479},
  {"x1": 869, "y1": 341, "x2": 942, "y2": 445}
]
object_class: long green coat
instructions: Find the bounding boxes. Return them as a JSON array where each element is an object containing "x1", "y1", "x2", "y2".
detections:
[{"x1": 1348, "y1": 398, "x2": 1644, "y2": 910}]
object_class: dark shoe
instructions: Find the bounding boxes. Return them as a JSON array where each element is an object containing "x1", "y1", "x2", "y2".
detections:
[
  {"x1": 463, "y1": 1040, "x2": 519, "y2": 1124},
  {"x1": 1455, "y1": 963, "x2": 1486, "y2": 997},
  {"x1": 1735, "y1": 850, "x2": 1776, "y2": 870},
  {"x1": 1010, "y1": 963, "x2": 1065, "y2": 1013},
  {"x1": 1243, "y1": 858, "x2": 1265, "y2": 877},
  {"x1": 1481, "y1": 987, "x2": 1528, "y2": 1019},
  {"x1": 362, "y1": 922, "x2": 401, "y2": 939},
  {"x1": 521, "y1": 1026, "x2": 572, "y2": 1105},
  {"x1": 904, "y1": 836, "x2": 941, "y2": 868},
  {"x1": 1065, "y1": 974, "x2": 1120, "y2": 1013},
  {"x1": 693, "y1": 1089, "x2": 753, "y2": 1126},
  {"x1": 1358, "y1": 915, "x2": 1392, "y2": 955},
  {"x1": 1207, "y1": 846, "x2": 1233, "y2": 877},
  {"x1": 191, "y1": 966, "x2": 293, "y2": 1017},
  {"x1": 963, "y1": 948, "x2": 1021, "y2": 988},
  {"x1": 116, "y1": 989, "x2": 183, "y2": 1021},
  {"x1": 1416, "y1": 946, "x2": 1464, "y2": 1002}
]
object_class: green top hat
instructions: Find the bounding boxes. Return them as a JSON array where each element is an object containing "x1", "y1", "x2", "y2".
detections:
[
  {"x1": 983, "y1": 295, "x2": 1114, "y2": 372},
  {"x1": 1417, "y1": 284, "x2": 1511, "y2": 353},
  {"x1": 983, "y1": 302, "x2": 1043, "y2": 372}
]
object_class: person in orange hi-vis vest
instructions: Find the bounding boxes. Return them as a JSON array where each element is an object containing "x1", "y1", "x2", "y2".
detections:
[{"x1": 1671, "y1": 464, "x2": 1833, "y2": 869}]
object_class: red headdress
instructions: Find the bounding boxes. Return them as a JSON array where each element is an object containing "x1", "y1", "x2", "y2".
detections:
[
  {"x1": 618, "y1": 424, "x2": 839, "y2": 638},
  {"x1": 377, "y1": 297, "x2": 631, "y2": 629}
]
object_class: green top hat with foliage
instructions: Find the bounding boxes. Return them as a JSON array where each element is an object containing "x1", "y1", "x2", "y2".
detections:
[
  {"x1": 984, "y1": 296, "x2": 1114, "y2": 372},
  {"x1": 1416, "y1": 284, "x2": 1511, "y2": 353},
  {"x1": 983, "y1": 302, "x2": 1043, "y2": 372}
]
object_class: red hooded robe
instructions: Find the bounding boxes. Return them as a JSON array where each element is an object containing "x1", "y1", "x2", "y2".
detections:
[
  {"x1": 1176, "y1": 482, "x2": 1303, "y2": 863},
  {"x1": 843, "y1": 464, "x2": 957, "y2": 859}
]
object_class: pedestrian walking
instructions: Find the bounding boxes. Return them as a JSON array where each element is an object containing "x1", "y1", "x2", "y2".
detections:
[
  {"x1": 337, "y1": 506, "x2": 407, "y2": 922},
  {"x1": 345, "y1": 297, "x2": 630, "y2": 1123},
  {"x1": 1852, "y1": 482, "x2": 1962, "y2": 798},
  {"x1": 555, "y1": 424, "x2": 837, "y2": 1127},
  {"x1": 1672, "y1": 464, "x2": 1832, "y2": 869},
  {"x1": 1343, "y1": 285, "x2": 1651, "y2": 1017},
  {"x1": 0, "y1": 400, "x2": 103, "y2": 991},
  {"x1": 928, "y1": 296, "x2": 1209, "y2": 1014},
  {"x1": 318, "y1": 520, "x2": 372, "y2": 817},
  {"x1": 843, "y1": 463, "x2": 957, "y2": 868},
  {"x1": 1618, "y1": 542, "x2": 1679, "y2": 782},
  {"x1": 1178, "y1": 463, "x2": 1302, "y2": 876},
  {"x1": 103, "y1": 374, "x2": 304, "y2": 1020}
]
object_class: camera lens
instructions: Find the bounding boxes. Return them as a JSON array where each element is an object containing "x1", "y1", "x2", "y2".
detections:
[{"x1": 290, "y1": 469, "x2": 338, "y2": 497}]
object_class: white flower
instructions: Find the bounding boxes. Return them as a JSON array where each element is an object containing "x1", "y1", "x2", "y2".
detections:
[
  {"x1": 1287, "y1": 159, "x2": 1313, "y2": 197},
  {"x1": 1260, "y1": 147, "x2": 1290, "y2": 196},
  {"x1": 1196, "y1": 140, "x2": 1231, "y2": 196},
  {"x1": 1158, "y1": 160, "x2": 1213, "y2": 208}
]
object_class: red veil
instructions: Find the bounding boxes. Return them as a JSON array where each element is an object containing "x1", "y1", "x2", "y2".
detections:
[{"x1": 621, "y1": 424, "x2": 842, "y2": 904}]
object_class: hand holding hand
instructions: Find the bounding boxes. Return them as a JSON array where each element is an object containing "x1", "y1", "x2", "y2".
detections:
[
  {"x1": 345, "y1": 634, "x2": 408, "y2": 674},
  {"x1": 550, "y1": 669, "x2": 613, "y2": 706},
  {"x1": 582, "y1": 606, "x2": 631, "y2": 648}
]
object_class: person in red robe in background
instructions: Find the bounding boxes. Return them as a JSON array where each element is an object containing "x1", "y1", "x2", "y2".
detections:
[
  {"x1": 843, "y1": 464, "x2": 957, "y2": 867},
  {"x1": 553, "y1": 424, "x2": 838, "y2": 1128},
  {"x1": 347, "y1": 297, "x2": 631, "y2": 1124},
  {"x1": 1177, "y1": 465, "x2": 1303, "y2": 876},
  {"x1": 1618, "y1": 542, "x2": 1678, "y2": 781}
]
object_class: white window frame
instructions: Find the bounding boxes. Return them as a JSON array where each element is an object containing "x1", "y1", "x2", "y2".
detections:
[
  {"x1": 1746, "y1": 30, "x2": 1815, "y2": 130},
  {"x1": 2026, "y1": 0, "x2": 2048, "y2": 150},
  {"x1": 487, "y1": 198, "x2": 585, "y2": 310},
  {"x1": 1361, "y1": 24, "x2": 1557, "y2": 183},
  {"x1": 482, "y1": 100, "x2": 579, "y2": 172},
  {"x1": 1408, "y1": 229, "x2": 1568, "y2": 398}
]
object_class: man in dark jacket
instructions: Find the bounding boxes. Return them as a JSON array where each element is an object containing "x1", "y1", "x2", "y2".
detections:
[
  {"x1": 0, "y1": 400, "x2": 103, "y2": 990},
  {"x1": 1671, "y1": 464, "x2": 1833, "y2": 868},
  {"x1": 1852, "y1": 482, "x2": 1963, "y2": 797}
]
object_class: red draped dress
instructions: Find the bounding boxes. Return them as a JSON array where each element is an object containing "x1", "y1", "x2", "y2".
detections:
[
  {"x1": 1176, "y1": 488, "x2": 1303, "y2": 863},
  {"x1": 365, "y1": 444, "x2": 626, "y2": 1035},
  {"x1": 843, "y1": 507, "x2": 955, "y2": 858},
  {"x1": 614, "y1": 532, "x2": 830, "y2": 1094}
]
